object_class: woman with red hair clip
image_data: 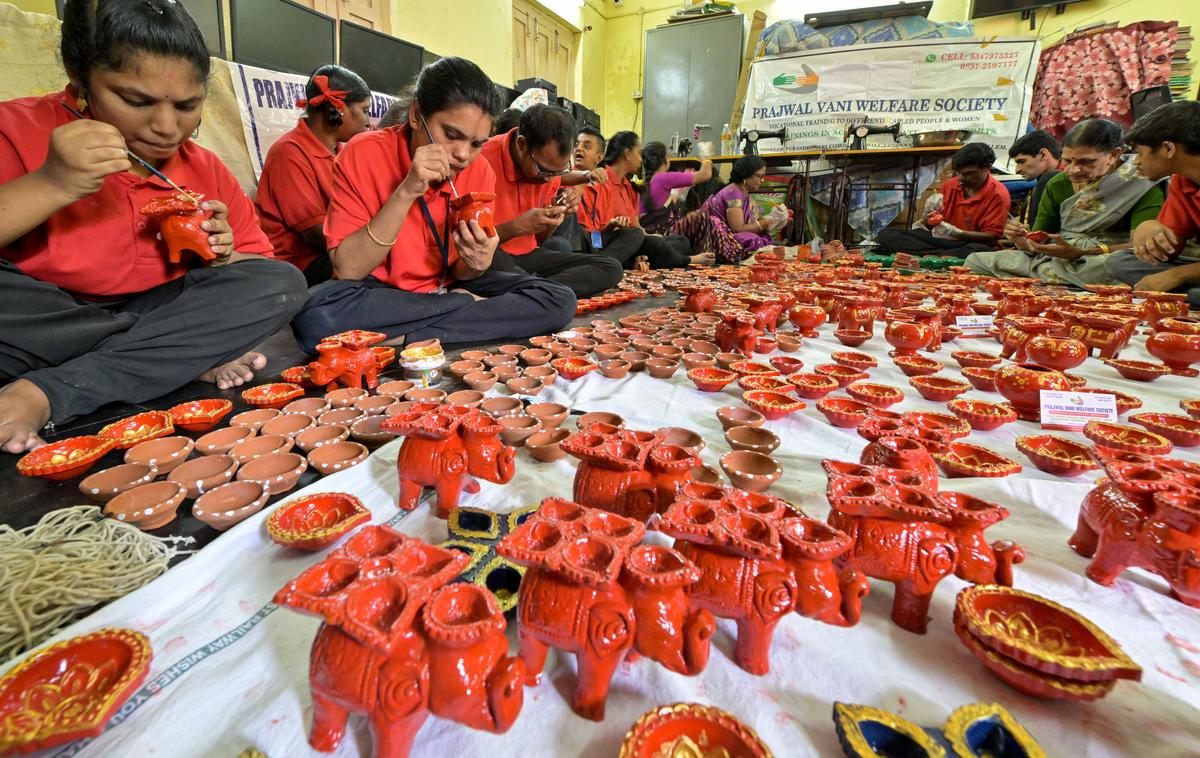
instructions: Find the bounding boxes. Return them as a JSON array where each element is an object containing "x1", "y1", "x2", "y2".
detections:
[{"x1": 256, "y1": 65, "x2": 373, "y2": 285}]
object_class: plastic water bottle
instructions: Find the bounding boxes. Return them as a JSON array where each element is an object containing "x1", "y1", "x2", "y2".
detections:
[{"x1": 720, "y1": 123, "x2": 732, "y2": 156}]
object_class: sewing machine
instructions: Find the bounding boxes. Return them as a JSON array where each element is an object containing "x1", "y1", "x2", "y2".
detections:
[
  {"x1": 738, "y1": 127, "x2": 788, "y2": 156},
  {"x1": 844, "y1": 122, "x2": 901, "y2": 150}
]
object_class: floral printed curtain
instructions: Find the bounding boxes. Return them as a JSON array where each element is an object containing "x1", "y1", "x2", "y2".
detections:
[{"x1": 1031, "y1": 21, "x2": 1177, "y2": 139}]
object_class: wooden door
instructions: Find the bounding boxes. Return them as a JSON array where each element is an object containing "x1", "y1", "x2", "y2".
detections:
[
  {"x1": 512, "y1": 2, "x2": 533, "y2": 84},
  {"x1": 334, "y1": 0, "x2": 388, "y2": 30},
  {"x1": 512, "y1": 0, "x2": 577, "y2": 98}
]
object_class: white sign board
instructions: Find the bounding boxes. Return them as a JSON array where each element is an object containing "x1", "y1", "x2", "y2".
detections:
[
  {"x1": 226, "y1": 61, "x2": 399, "y2": 180},
  {"x1": 1039, "y1": 390, "x2": 1119, "y2": 432},
  {"x1": 739, "y1": 37, "x2": 1041, "y2": 156}
]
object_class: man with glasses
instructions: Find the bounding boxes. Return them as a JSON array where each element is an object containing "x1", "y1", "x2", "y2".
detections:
[{"x1": 482, "y1": 104, "x2": 622, "y2": 296}]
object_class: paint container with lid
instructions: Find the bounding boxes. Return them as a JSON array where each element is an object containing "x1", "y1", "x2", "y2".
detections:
[{"x1": 400, "y1": 343, "x2": 446, "y2": 388}]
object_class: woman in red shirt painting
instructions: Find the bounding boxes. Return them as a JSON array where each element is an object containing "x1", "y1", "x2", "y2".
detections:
[
  {"x1": 0, "y1": 0, "x2": 306, "y2": 453},
  {"x1": 874, "y1": 142, "x2": 1011, "y2": 258},
  {"x1": 290, "y1": 57, "x2": 575, "y2": 352},
  {"x1": 256, "y1": 65, "x2": 372, "y2": 285}
]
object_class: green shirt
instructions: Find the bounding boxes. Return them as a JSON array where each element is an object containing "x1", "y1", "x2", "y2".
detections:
[{"x1": 1032, "y1": 171, "x2": 1165, "y2": 235}]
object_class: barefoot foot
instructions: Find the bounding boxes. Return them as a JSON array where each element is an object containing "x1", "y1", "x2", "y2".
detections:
[
  {"x1": 0, "y1": 379, "x2": 51, "y2": 453},
  {"x1": 199, "y1": 352, "x2": 267, "y2": 390}
]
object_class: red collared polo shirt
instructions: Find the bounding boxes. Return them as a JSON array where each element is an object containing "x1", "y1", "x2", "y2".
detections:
[
  {"x1": 479, "y1": 128, "x2": 561, "y2": 255},
  {"x1": 255, "y1": 118, "x2": 335, "y2": 272},
  {"x1": 940, "y1": 174, "x2": 1011, "y2": 241},
  {"x1": 324, "y1": 124, "x2": 496, "y2": 292},
  {"x1": 0, "y1": 89, "x2": 273, "y2": 300},
  {"x1": 1159, "y1": 173, "x2": 1200, "y2": 243}
]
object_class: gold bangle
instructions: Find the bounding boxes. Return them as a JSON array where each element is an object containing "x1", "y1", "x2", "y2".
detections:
[
  {"x1": 1097, "y1": 242, "x2": 1110, "y2": 255},
  {"x1": 366, "y1": 220, "x2": 397, "y2": 247}
]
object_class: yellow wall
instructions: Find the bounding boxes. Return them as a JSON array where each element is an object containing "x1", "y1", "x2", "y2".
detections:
[
  {"x1": 9, "y1": 0, "x2": 53, "y2": 14},
  {"x1": 388, "y1": 0, "x2": 515, "y2": 87}
]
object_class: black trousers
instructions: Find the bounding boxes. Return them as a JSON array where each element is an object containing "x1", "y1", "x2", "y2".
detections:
[
  {"x1": 583, "y1": 228, "x2": 692, "y2": 270},
  {"x1": 874, "y1": 228, "x2": 994, "y2": 258},
  {"x1": 291, "y1": 266, "x2": 577, "y2": 353},
  {"x1": 491, "y1": 245, "x2": 622, "y2": 298},
  {"x1": 303, "y1": 253, "x2": 334, "y2": 286},
  {"x1": 0, "y1": 257, "x2": 307, "y2": 424}
]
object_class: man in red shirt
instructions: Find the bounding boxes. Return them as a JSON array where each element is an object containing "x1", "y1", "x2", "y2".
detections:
[
  {"x1": 874, "y1": 142, "x2": 1011, "y2": 257},
  {"x1": 1105, "y1": 101, "x2": 1200, "y2": 306},
  {"x1": 482, "y1": 105, "x2": 622, "y2": 296}
]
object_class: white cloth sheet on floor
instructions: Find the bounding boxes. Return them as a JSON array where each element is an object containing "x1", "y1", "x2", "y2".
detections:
[{"x1": 8, "y1": 316, "x2": 1200, "y2": 758}]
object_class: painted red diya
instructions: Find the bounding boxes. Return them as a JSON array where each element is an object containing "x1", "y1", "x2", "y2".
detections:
[
  {"x1": 550, "y1": 356, "x2": 598, "y2": 380},
  {"x1": 814, "y1": 363, "x2": 868, "y2": 388},
  {"x1": 931, "y1": 442, "x2": 1022, "y2": 478},
  {"x1": 167, "y1": 398, "x2": 233, "y2": 432},
  {"x1": 1182, "y1": 398, "x2": 1200, "y2": 420},
  {"x1": 831, "y1": 351, "x2": 878, "y2": 371},
  {"x1": 892, "y1": 353, "x2": 942, "y2": 377},
  {"x1": 242, "y1": 382, "x2": 304, "y2": 409},
  {"x1": 787, "y1": 372, "x2": 838, "y2": 400},
  {"x1": 742, "y1": 390, "x2": 805, "y2": 420},
  {"x1": 738, "y1": 375, "x2": 793, "y2": 393},
  {"x1": 902, "y1": 410, "x2": 971, "y2": 440},
  {"x1": 952, "y1": 350, "x2": 1002, "y2": 369},
  {"x1": 960, "y1": 366, "x2": 998, "y2": 392},
  {"x1": 954, "y1": 622, "x2": 1116, "y2": 701},
  {"x1": 618, "y1": 703, "x2": 771, "y2": 758},
  {"x1": 948, "y1": 398, "x2": 1017, "y2": 432},
  {"x1": 1015, "y1": 434, "x2": 1098, "y2": 477},
  {"x1": 17, "y1": 435, "x2": 117, "y2": 480},
  {"x1": 955, "y1": 585, "x2": 1141, "y2": 686},
  {"x1": 266, "y1": 492, "x2": 371, "y2": 551},
  {"x1": 280, "y1": 365, "x2": 316, "y2": 387},
  {"x1": 1102, "y1": 358, "x2": 1172, "y2": 382},
  {"x1": 815, "y1": 396, "x2": 874, "y2": 428},
  {"x1": 728, "y1": 360, "x2": 780, "y2": 377},
  {"x1": 0, "y1": 628, "x2": 151, "y2": 753},
  {"x1": 909, "y1": 375, "x2": 970, "y2": 403},
  {"x1": 1077, "y1": 386, "x2": 1141, "y2": 416},
  {"x1": 687, "y1": 367, "x2": 738, "y2": 392},
  {"x1": 329, "y1": 329, "x2": 387, "y2": 350},
  {"x1": 845, "y1": 382, "x2": 903, "y2": 409},
  {"x1": 768, "y1": 356, "x2": 804, "y2": 374},
  {"x1": 833, "y1": 329, "x2": 871, "y2": 347},
  {"x1": 1129, "y1": 412, "x2": 1200, "y2": 447},
  {"x1": 98, "y1": 411, "x2": 175, "y2": 450},
  {"x1": 1083, "y1": 421, "x2": 1173, "y2": 457}
]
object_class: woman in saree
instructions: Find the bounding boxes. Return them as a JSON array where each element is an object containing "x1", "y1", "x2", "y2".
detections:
[
  {"x1": 965, "y1": 119, "x2": 1165, "y2": 288},
  {"x1": 674, "y1": 155, "x2": 785, "y2": 264}
]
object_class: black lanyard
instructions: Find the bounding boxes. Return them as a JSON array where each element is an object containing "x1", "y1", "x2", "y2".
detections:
[
  {"x1": 416, "y1": 196, "x2": 451, "y2": 293},
  {"x1": 581, "y1": 191, "x2": 600, "y2": 228}
]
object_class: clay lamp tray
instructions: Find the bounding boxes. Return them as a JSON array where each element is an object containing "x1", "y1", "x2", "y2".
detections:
[
  {"x1": 833, "y1": 329, "x2": 871, "y2": 347},
  {"x1": 952, "y1": 350, "x2": 1002, "y2": 369},
  {"x1": 737, "y1": 374, "x2": 793, "y2": 393},
  {"x1": 931, "y1": 442, "x2": 1022, "y2": 478},
  {"x1": 1103, "y1": 358, "x2": 1173, "y2": 382},
  {"x1": 17, "y1": 435, "x2": 116, "y2": 480},
  {"x1": 728, "y1": 360, "x2": 781, "y2": 377},
  {"x1": 768, "y1": 355, "x2": 804, "y2": 374},
  {"x1": 955, "y1": 585, "x2": 1141, "y2": 683},
  {"x1": 551, "y1": 356, "x2": 598, "y2": 380},
  {"x1": 1083, "y1": 421, "x2": 1173, "y2": 457},
  {"x1": 845, "y1": 381, "x2": 903, "y2": 409},
  {"x1": 815, "y1": 396, "x2": 874, "y2": 428},
  {"x1": 910, "y1": 375, "x2": 971, "y2": 403},
  {"x1": 242, "y1": 382, "x2": 304, "y2": 409},
  {"x1": 193, "y1": 480, "x2": 269, "y2": 531},
  {"x1": 831, "y1": 351, "x2": 878, "y2": 371},
  {"x1": 266, "y1": 491, "x2": 370, "y2": 551},
  {"x1": 788, "y1": 372, "x2": 839, "y2": 400},
  {"x1": 688, "y1": 367, "x2": 738, "y2": 392},
  {"x1": 166, "y1": 398, "x2": 232, "y2": 432},
  {"x1": 618, "y1": 703, "x2": 771, "y2": 758},
  {"x1": 79, "y1": 462, "x2": 158, "y2": 503},
  {"x1": 1182, "y1": 398, "x2": 1200, "y2": 419},
  {"x1": 1129, "y1": 412, "x2": 1200, "y2": 448},
  {"x1": 1078, "y1": 387, "x2": 1141, "y2": 416},
  {"x1": 814, "y1": 363, "x2": 869, "y2": 388},
  {"x1": 1015, "y1": 435, "x2": 1098, "y2": 477},
  {"x1": 961, "y1": 366, "x2": 998, "y2": 392},
  {"x1": 742, "y1": 390, "x2": 805, "y2": 421},
  {"x1": 0, "y1": 628, "x2": 152, "y2": 754},
  {"x1": 948, "y1": 398, "x2": 1017, "y2": 432},
  {"x1": 103, "y1": 480, "x2": 187, "y2": 529},
  {"x1": 893, "y1": 353, "x2": 942, "y2": 377},
  {"x1": 98, "y1": 411, "x2": 175, "y2": 450}
]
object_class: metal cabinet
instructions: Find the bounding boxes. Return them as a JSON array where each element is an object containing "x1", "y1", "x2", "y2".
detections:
[{"x1": 643, "y1": 14, "x2": 744, "y2": 146}]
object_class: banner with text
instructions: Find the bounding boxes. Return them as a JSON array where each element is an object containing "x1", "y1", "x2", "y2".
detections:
[
  {"x1": 739, "y1": 37, "x2": 1041, "y2": 155},
  {"x1": 226, "y1": 61, "x2": 399, "y2": 180}
]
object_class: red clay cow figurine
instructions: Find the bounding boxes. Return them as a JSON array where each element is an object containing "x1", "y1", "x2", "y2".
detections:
[{"x1": 306, "y1": 330, "x2": 387, "y2": 391}]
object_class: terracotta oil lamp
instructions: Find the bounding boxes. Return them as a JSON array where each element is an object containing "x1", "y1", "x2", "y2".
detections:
[
  {"x1": 1145, "y1": 330, "x2": 1200, "y2": 377},
  {"x1": 451, "y1": 191, "x2": 496, "y2": 235},
  {"x1": 788, "y1": 305, "x2": 826, "y2": 337},
  {"x1": 884, "y1": 318, "x2": 933, "y2": 356},
  {"x1": 1136, "y1": 290, "x2": 1189, "y2": 326},
  {"x1": 995, "y1": 363, "x2": 1072, "y2": 421},
  {"x1": 1024, "y1": 334, "x2": 1088, "y2": 374}
]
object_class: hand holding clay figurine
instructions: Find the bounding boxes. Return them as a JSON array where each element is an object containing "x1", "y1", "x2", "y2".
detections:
[
  {"x1": 606, "y1": 216, "x2": 631, "y2": 231},
  {"x1": 520, "y1": 205, "x2": 566, "y2": 236},
  {"x1": 198, "y1": 200, "x2": 235, "y2": 263},
  {"x1": 453, "y1": 217, "x2": 498, "y2": 273}
]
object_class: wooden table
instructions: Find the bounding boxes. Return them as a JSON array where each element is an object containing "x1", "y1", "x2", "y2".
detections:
[{"x1": 671, "y1": 145, "x2": 961, "y2": 242}]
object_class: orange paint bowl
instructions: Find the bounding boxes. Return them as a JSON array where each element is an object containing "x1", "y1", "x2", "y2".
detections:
[
  {"x1": 16, "y1": 435, "x2": 116, "y2": 480},
  {"x1": 166, "y1": 398, "x2": 233, "y2": 432},
  {"x1": 98, "y1": 411, "x2": 175, "y2": 450},
  {"x1": 0, "y1": 628, "x2": 151, "y2": 753},
  {"x1": 241, "y1": 382, "x2": 304, "y2": 409},
  {"x1": 266, "y1": 492, "x2": 371, "y2": 551}
]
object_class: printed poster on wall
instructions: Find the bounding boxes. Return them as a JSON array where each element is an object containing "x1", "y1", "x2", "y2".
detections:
[
  {"x1": 739, "y1": 37, "x2": 1041, "y2": 157},
  {"x1": 226, "y1": 61, "x2": 399, "y2": 180}
]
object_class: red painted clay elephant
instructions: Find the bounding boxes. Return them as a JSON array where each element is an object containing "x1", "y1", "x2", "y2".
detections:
[
  {"x1": 381, "y1": 404, "x2": 516, "y2": 518},
  {"x1": 274, "y1": 528, "x2": 526, "y2": 758},
  {"x1": 305, "y1": 329, "x2": 387, "y2": 391},
  {"x1": 1070, "y1": 457, "x2": 1200, "y2": 607},
  {"x1": 496, "y1": 498, "x2": 714, "y2": 721},
  {"x1": 140, "y1": 193, "x2": 215, "y2": 263},
  {"x1": 715, "y1": 310, "x2": 760, "y2": 357}
]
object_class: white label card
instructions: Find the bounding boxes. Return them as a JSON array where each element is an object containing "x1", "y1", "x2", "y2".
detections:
[
  {"x1": 955, "y1": 315, "x2": 994, "y2": 330},
  {"x1": 1039, "y1": 390, "x2": 1118, "y2": 432}
]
